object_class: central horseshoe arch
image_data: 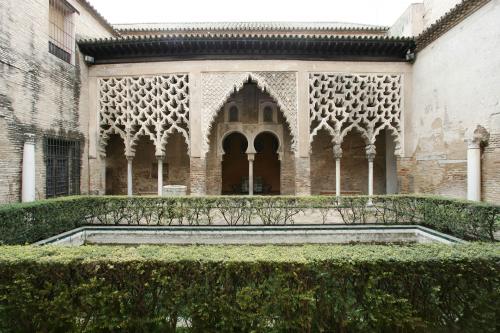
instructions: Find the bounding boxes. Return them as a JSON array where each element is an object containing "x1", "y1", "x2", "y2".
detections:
[{"x1": 201, "y1": 71, "x2": 298, "y2": 156}]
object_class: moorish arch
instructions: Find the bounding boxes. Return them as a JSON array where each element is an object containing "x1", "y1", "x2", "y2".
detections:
[
  {"x1": 98, "y1": 74, "x2": 190, "y2": 158},
  {"x1": 201, "y1": 71, "x2": 298, "y2": 156},
  {"x1": 309, "y1": 73, "x2": 403, "y2": 197},
  {"x1": 309, "y1": 73, "x2": 403, "y2": 157},
  {"x1": 97, "y1": 74, "x2": 191, "y2": 195}
]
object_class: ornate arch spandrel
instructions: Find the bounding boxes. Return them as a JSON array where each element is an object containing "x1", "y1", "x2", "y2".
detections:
[
  {"x1": 201, "y1": 71, "x2": 298, "y2": 156},
  {"x1": 309, "y1": 73, "x2": 403, "y2": 157}
]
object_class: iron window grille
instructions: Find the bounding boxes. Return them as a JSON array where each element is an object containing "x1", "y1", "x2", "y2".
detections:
[
  {"x1": 48, "y1": 0, "x2": 75, "y2": 64},
  {"x1": 45, "y1": 137, "x2": 81, "y2": 198}
]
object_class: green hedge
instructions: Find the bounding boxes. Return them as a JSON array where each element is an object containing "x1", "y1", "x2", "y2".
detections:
[
  {"x1": 1, "y1": 195, "x2": 499, "y2": 244},
  {"x1": 0, "y1": 244, "x2": 498, "y2": 332}
]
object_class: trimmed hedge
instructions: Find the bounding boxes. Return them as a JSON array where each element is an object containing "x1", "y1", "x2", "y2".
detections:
[
  {"x1": 0, "y1": 195, "x2": 499, "y2": 244},
  {"x1": 0, "y1": 244, "x2": 498, "y2": 332}
]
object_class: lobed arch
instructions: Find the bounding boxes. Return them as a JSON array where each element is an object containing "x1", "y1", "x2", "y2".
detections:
[
  {"x1": 252, "y1": 130, "x2": 283, "y2": 160},
  {"x1": 201, "y1": 71, "x2": 298, "y2": 156},
  {"x1": 98, "y1": 74, "x2": 190, "y2": 159},
  {"x1": 218, "y1": 129, "x2": 284, "y2": 159},
  {"x1": 309, "y1": 73, "x2": 403, "y2": 158}
]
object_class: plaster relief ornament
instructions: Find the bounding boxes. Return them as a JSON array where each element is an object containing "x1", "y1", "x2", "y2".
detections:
[
  {"x1": 201, "y1": 72, "x2": 298, "y2": 155},
  {"x1": 98, "y1": 74, "x2": 190, "y2": 157},
  {"x1": 309, "y1": 73, "x2": 403, "y2": 156}
]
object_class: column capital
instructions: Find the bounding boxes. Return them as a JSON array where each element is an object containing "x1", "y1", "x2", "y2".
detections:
[
  {"x1": 156, "y1": 154, "x2": 165, "y2": 161},
  {"x1": 365, "y1": 144, "x2": 376, "y2": 161},
  {"x1": 247, "y1": 153, "x2": 255, "y2": 161},
  {"x1": 333, "y1": 144, "x2": 342, "y2": 159},
  {"x1": 125, "y1": 155, "x2": 134, "y2": 161},
  {"x1": 465, "y1": 125, "x2": 489, "y2": 149},
  {"x1": 24, "y1": 133, "x2": 35, "y2": 144}
]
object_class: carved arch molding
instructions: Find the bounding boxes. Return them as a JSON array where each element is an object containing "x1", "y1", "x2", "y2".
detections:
[
  {"x1": 201, "y1": 72, "x2": 298, "y2": 155},
  {"x1": 309, "y1": 73, "x2": 403, "y2": 157},
  {"x1": 98, "y1": 74, "x2": 190, "y2": 157}
]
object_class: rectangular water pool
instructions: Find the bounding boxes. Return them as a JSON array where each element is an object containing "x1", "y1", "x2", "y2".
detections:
[{"x1": 35, "y1": 225, "x2": 464, "y2": 246}]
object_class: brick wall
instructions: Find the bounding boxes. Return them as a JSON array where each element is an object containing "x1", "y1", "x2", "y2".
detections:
[
  {"x1": 482, "y1": 133, "x2": 500, "y2": 202},
  {"x1": 0, "y1": 0, "x2": 113, "y2": 203},
  {"x1": 105, "y1": 133, "x2": 190, "y2": 195},
  {"x1": 310, "y1": 129, "x2": 387, "y2": 195}
]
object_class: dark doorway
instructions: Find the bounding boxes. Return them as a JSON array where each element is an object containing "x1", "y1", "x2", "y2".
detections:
[
  {"x1": 254, "y1": 132, "x2": 280, "y2": 194},
  {"x1": 221, "y1": 132, "x2": 248, "y2": 194}
]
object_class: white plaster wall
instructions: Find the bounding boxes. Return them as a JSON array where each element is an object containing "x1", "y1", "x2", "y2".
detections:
[
  {"x1": 422, "y1": 0, "x2": 463, "y2": 28},
  {"x1": 388, "y1": 3, "x2": 425, "y2": 37},
  {"x1": 409, "y1": 0, "x2": 500, "y2": 198}
]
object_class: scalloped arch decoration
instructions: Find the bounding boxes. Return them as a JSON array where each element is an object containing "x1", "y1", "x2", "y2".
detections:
[
  {"x1": 201, "y1": 71, "x2": 298, "y2": 155},
  {"x1": 98, "y1": 74, "x2": 190, "y2": 157},
  {"x1": 309, "y1": 73, "x2": 403, "y2": 156}
]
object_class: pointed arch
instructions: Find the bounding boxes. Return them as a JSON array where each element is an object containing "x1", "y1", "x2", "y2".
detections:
[{"x1": 201, "y1": 71, "x2": 298, "y2": 155}]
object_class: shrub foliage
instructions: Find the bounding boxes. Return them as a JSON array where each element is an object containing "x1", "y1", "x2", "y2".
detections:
[
  {"x1": 0, "y1": 244, "x2": 498, "y2": 332},
  {"x1": 0, "y1": 195, "x2": 499, "y2": 244}
]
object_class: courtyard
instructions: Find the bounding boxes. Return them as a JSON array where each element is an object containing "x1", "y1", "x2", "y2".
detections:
[{"x1": 1, "y1": 0, "x2": 499, "y2": 331}]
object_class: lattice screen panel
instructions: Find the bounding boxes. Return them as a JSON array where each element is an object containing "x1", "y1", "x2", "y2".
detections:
[
  {"x1": 309, "y1": 73, "x2": 402, "y2": 156},
  {"x1": 98, "y1": 74, "x2": 189, "y2": 156}
]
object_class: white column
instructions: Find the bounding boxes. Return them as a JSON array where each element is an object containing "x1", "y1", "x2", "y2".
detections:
[
  {"x1": 333, "y1": 144, "x2": 342, "y2": 197},
  {"x1": 126, "y1": 156, "x2": 133, "y2": 197},
  {"x1": 248, "y1": 153, "x2": 255, "y2": 196},
  {"x1": 368, "y1": 159, "x2": 374, "y2": 197},
  {"x1": 467, "y1": 141, "x2": 481, "y2": 201},
  {"x1": 22, "y1": 133, "x2": 36, "y2": 202},
  {"x1": 335, "y1": 159, "x2": 341, "y2": 197},
  {"x1": 366, "y1": 145, "x2": 376, "y2": 205},
  {"x1": 157, "y1": 156, "x2": 164, "y2": 196},
  {"x1": 99, "y1": 152, "x2": 106, "y2": 195}
]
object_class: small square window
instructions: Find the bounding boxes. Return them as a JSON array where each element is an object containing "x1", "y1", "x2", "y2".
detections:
[{"x1": 229, "y1": 105, "x2": 239, "y2": 122}]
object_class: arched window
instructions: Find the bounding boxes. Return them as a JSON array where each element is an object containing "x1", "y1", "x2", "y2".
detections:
[
  {"x1": 263, "y1": 105, "x2": 274, "y2": 122},
  {"x1": 229, "y1": 105, "x2": 239, "y2": 122}
]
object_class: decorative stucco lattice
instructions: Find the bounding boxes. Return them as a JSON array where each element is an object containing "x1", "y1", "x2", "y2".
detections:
[
  {"x1": 201, "y1": 72, "x2": 297, "y2": 155},
  {"x1": 309, "y1": 73, "x2": 403, "y2": 156},
  {"x1": 98, "y1": 74, "x2": 189, "y2": 157}
]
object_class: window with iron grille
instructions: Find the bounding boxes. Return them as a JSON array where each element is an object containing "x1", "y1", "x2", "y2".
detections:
[
  {"x1": 49, "y1": 0, "x2": 76, "y2": 64},
  {"x1": 45, "y1": 137, "x2": 81, "y2": 198}
]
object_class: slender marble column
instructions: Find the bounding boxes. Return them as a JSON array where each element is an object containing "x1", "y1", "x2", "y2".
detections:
[
  {"x1": 247, "y1": 153, "x2": 255, "y2": 196},
  {"x1": 467, "y1": 141, "x2": 481, "y2": 201},
  {"x1": 99, "y1": 149, "x2": 107, "y2": 195},
  {"x1": 22, "y1": 133, "x2": 36, "y2": 202},
  {"x1": 157, "y1": 156, "x2": 164, "y2": 196},
  {"x1": 333, "y1": 144, "x2": 342, "y2": 197},
  {"x1": 126, "y1": 156, "x2": 133, "y2": 197},
  {"x1": 366, "y1": 144, "x2": 376, "y2": 205}
]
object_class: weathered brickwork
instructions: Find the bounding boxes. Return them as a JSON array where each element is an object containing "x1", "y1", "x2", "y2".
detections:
[
  {"x1": 105, "y1": 133, "x2": 190, "y2": 195},
  {"x1": 406, "y1": 1, "x2": 500, "y2": 204},
  {"x1": 482, "y1": 134, "x2": 500, "y2": 202},
  {"x1": 311, "y1": 129, "x2": 387, "y2": 195},
  {"x1": 0, "y1": 0, "x2": 113, "y2": 202}
]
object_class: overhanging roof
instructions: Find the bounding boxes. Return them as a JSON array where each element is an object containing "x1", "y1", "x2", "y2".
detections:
[
  {"x1": 113, "y1": 21, "x2": 388, "y2": 33},
  {"x1": 78, "y1": 34, "x2": 415, "y2": 64}
]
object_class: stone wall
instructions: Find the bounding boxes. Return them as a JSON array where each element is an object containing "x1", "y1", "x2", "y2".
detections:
[
  {"x1": 0, "y1": 0, "x2": 113, "y2": 203},
  {"x1": 408, "y1": 0, "x2": 500, "y2": 203}
]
